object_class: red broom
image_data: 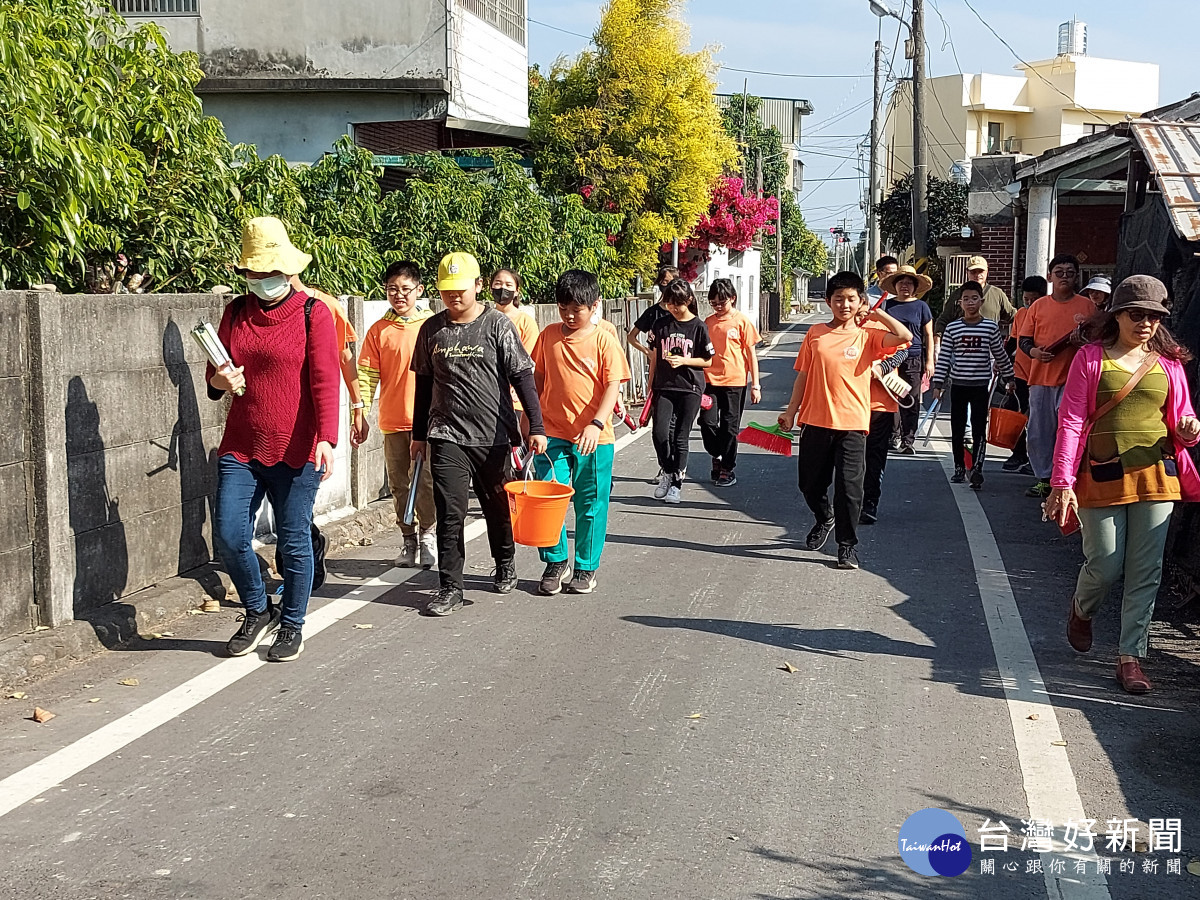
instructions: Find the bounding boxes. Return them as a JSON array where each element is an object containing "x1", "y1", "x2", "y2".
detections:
[{"x1": 737, "y1": 421, "x2": 795, "y2": 457}]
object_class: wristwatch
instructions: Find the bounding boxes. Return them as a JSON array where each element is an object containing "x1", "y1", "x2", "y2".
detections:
[
  {"x1": 590, "y1": 418, "x2": 605, "y2": 429},
  {"x1": 350, "y1": 401, "x2": 365, "y2": 411}
]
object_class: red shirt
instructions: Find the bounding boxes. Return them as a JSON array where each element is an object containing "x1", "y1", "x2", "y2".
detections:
[{"x1": 207, "y1": 291, "x2": 341, "y2": 468}]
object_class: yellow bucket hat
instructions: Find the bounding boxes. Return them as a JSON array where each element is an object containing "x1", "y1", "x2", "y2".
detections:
[
  {"x1": 436, "y1": 252, "x2": 481, "y2": 291},
  {"x1": 236, "y1": 217, "x2": 312, "y2": 276}
]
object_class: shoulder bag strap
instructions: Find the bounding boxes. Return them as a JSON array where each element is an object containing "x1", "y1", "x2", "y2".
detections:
[{"x1": 1084, "y1": 352, "x2": 1160, "y2": 430}]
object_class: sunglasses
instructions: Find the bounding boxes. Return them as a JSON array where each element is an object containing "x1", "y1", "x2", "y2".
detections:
[
  {"x1": 1051, "y1": 268, "x2": 1077, "y2": 278},
  {"x1": 1125, "y1": 310, "x2": 1163, "y2": 324}
]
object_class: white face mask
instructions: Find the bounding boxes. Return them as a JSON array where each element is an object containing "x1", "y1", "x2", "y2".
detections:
[
  {"x1": 591, "y1": 310, "x2": 601, "y2": 325},
  {"x1": 247, "y1": 274, "x2": 291, "y2": 301}
]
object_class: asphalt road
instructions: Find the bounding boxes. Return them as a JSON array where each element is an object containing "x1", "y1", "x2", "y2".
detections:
[{"x1": 2, "y1": 321, "x2": 1199, "y2": 899}]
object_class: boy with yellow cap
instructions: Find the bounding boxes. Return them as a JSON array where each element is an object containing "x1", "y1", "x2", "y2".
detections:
[{"x1": 410, "y1": 252, "x2": 548, "y2": 615}]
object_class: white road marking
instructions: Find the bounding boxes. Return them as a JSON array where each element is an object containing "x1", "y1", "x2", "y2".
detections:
[
  {"x1": 937, "y1": 440, "x2": 1111, "y2": 899},
  {"x1": 0, "y1": 429, "x2": 653, "y2": 820}
]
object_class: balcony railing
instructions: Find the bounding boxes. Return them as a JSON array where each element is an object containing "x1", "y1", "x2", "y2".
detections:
[{"x1": 114, "y1": 0, "x2": 198, "y2": 15}]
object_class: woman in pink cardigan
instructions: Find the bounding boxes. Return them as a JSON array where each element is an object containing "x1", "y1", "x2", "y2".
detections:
[{"x1": 1044, "y1": 276, "x2": 1200, "y2": 693}]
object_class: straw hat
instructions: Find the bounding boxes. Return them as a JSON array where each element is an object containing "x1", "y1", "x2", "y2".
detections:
[
  {"x1": 879, "y1": 265, "x2": 933, "y2": 298},
  {"x1": 236, "y1": 217, "x2": 312, "y2": 275}
]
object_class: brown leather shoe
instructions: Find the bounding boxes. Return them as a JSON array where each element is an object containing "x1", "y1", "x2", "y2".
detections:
[
  {"x1": 1116, "y1": 659, "x2": 1152, "y2": 694},
  {"x1": 1067, "y1": 598, "x2": 1092, "y2": 653}
]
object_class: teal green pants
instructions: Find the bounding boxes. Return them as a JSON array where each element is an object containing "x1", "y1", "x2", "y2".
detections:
[
  {"x1": 533, "y1": 438, "x2": 615, "y2": 571},
  {"x1": 1076, "y1": 500, "x2": 1174, "y2": 658}
]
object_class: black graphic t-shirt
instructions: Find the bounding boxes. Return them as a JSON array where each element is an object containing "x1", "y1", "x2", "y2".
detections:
[
  {"x1": 411, "y1": 307, "x2": 532, "y2": 446},
  {"x1": 649, "y1": 316, "x2": 714, "y2": 394},
  {"x1": 634, "y1": 303, "x2": 673, "y2": 335}
]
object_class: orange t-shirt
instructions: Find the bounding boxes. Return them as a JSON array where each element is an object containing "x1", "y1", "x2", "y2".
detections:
[
  {"x1": 1011, "y1": 307, "x2": 1030, "y2": 381},
  {"x1": 306, "y1": 289, "x2": 357, "y2": 350},
  {"x1": 502, "y1": 305, "x2": 540, "y2": 353},
  {"x1": 1018, "y1": 294, "x2": 1094, "y2": 387},
  {"x1": 532, "y1": 324, "x2": 631, "y2": 444},
  {"x1": 867, "y1": 322, "x2": 910, "y2": 413},
  {"x1": 357, "y1": 310, "x2": 430, "y2": 433},
  {"x1": 704, "y1": 310, "x2": 761, "y2": 387},
  {"x1": 597, "y1": 317, "x2": 619, "y2": 340},
  {"x1": 794, "y1": 323, "x2": 892, "y2": 432}
]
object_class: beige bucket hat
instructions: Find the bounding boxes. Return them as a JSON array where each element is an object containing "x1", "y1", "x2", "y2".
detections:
[{"x1": 236, "y1": 217, "x2": 312, "y2": 275}]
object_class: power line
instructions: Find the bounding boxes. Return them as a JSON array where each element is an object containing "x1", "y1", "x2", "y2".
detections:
[
  {"x1": 958, "y1": 0, "x2": 1117, "y2": 124},
  {"x1": 720, "y1": 65, "x2": 869, "y2": 79},
  {"x1": 529, "y1": 17, "x2": 591, "y2": 40}
]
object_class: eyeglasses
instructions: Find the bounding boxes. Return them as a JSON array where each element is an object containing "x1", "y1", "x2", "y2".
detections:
[
  {"x1": 1125, "y1": 310, "x2": 1163, "y2": 324},
  {"x1": 386, "y1": 285, "x2": 420, "y2": 297},
  {"x1": 1050, "y1": 268, "x2": 1077, "y2": 279}
]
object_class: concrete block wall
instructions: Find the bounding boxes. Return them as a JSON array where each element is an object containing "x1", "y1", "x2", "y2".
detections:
[{"x1": 0, "y1": 294, "x2": 34, "y2": 637}]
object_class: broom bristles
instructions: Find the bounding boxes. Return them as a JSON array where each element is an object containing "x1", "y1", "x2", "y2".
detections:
[{"x1": 738, "y1": 422, "x2": 794, "y2": 457}]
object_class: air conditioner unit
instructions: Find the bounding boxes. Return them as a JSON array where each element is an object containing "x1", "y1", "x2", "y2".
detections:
[{"x1": 1004, "y1": 136, "x2": 1022, "y2": 153}]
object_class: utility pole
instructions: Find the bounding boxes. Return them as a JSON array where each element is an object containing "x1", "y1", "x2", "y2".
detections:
[
  {"x1": 911, "y1": 0, "x2": 928, "y2": 261},
  {"x1": 869, "y1": 35, "x2": 883, "y2": 264},
  {"x1": 776, "y1": 195, "x2": 783, "y2": 307}
]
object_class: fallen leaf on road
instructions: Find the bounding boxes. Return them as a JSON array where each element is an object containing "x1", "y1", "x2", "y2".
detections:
[
  {"x1": 1051, "y1": 740, "x2": 1067, "y2": 747},
  {"x1": 82, "y1": 684, "x2": 94, "y2": 689},
  {"x1": 118, "y1": 678, "x2": 139, "y2": 687},
  {"x1": 1187, "y1": 859, "x2": 1200, "y2": 876},
  {"x1": 686, "y1": 713, "x2": 703, "y2": 719},
  {"x1": 1027, "y1": 714, "x2": 1040, "y2": 721},
  {"x1": 778, "y1": 662, "x2": 798, "y2": 674},
  {"x1": 7, "y1": 691, "x2": 27, "y2": 700},
  {"x1": 161, "y1": 632, "x2": 175, "y2": 637},
  {"x1": 87, "y1": 698, "x2": 100, "y2": 703},
  {"x1": 352, "y1": 624, "x2": 374, "y2": 629},
  {"x1": 32, "y1": 707, "x2": 55, "y2": 723}
]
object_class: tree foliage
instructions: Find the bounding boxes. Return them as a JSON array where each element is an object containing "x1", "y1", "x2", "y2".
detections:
[
  {"x1": 674, "y1": 176, "x2": 777, "y2": 281},
  {"x1": 529, "y1": 0, "x2": 737, "y2": 283},
  {"x1": 879, "y1": 173, "x2": 968, "y2": 256},
  {"x1": 0, "y1": 0, "x2": 237, "y2": 290}
]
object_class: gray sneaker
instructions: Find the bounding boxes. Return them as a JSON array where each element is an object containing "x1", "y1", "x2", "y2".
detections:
[
  {"x1": 653, "y1": 472, "x2": 672, "y2": 499},
  {"x1": 419, "y1": 531, "x2": 438, "y2": 569},
  {"x1": 395, "y1": 535, "x2": 419, "y2": 568},
  {"x1": 567, "y1": 569, "x2": 597, "y2": 594},
  {"x1": 538, "y1": 560, "x2": 571, "y2": 596}
]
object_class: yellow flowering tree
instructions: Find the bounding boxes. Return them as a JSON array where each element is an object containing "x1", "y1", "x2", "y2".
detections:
[{"x1": 530, "y1": 0, "x2": 736, "y2": 283}]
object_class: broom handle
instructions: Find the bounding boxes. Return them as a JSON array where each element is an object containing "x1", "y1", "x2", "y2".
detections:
[{"x1": 403, "y1": 452, "x2": 424, "y2": 526}]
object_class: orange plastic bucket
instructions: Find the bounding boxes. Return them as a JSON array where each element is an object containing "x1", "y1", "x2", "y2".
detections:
[
  {"x1": 505, "y1": 477, "x2": 575, "y2": 547},
  {"x1": 988, "y1": 406, "x2": 1028, "y2": 450}
]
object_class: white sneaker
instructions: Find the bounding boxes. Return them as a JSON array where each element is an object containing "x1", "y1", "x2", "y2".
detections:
[
  {"x1": 653, "y1": 472, "x2": 672, "y2": 499},
  {"x1": 395, "y1": 536, "x2": 419, "y2": 568},
  {"x1": 664, "y1": 484, "x2": 681, "y2": 504},
  {"x1": 419, "y1": 531, "x2": 438, "y2": 569}
]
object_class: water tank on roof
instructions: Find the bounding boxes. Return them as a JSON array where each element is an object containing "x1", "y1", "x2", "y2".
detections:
[
  {"x1": 1058, "y1": 19, "x2": 1087, "y2": 56},
  {"x1": 949, "y1": 159, "x2": 971, "y2": 186}
]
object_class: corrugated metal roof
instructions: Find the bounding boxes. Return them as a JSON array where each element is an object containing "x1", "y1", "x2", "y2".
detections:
[{"x1": 1130, "y1": 120, "x2": 1200, "y2": 242}]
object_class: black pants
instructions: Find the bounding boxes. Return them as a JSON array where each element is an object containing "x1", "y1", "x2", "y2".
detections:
[
  {"x1": 652, "y1": 390, "x2": 702, "y2": 484},
  {"x1": 1010, "y1": 377, "x2": 1030, "y2": 460},
  {"x1": 897, "y1": 356, "x2": 925, "y2": 446},
  {"x1": 429, "y1": 440, "x2": 514, "y2": 591},
  {"x1": 797, "y1": 425, "x2": 867, "y2": 548},
  {"x1": 699, "y1": 385, "x2": 749, "y2": 471},
  {"x1": 863, "y1": 411, "x2": 894, "y2": 511},
  {"x1": 950, "y1": 384, "x2": 990, "y2": 470}
]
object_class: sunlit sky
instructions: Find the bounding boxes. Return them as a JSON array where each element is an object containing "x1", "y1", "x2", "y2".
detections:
[{"x1": 528, "y1": 1, "x2": 1194, "y2": 248}]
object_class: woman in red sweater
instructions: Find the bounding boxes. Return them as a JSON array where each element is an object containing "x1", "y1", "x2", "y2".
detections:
[{"x1": 208, "y1": 218, "x2": 340, "y2": 662}]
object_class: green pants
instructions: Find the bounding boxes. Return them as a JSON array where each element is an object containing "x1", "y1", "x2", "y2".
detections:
[
  {"x1": 533, "y1": 438, "x2": 615, "y2": 571},
  {"x1": 1076, "y1": 501, "x2": 1174, "y2": 658}
]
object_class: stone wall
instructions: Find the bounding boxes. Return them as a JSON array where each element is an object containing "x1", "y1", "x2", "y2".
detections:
[{"x1": 0, "y1": 294, "x2": 33, "y2": 637}]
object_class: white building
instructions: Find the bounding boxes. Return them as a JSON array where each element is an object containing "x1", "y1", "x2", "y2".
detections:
[
  {"x1": 691, "y1": 246, "x2": 763, "y2": 327},
  {"x1": 113, "y1": 0, "x2": 530, "y2": 162},
  {"x1": 882, "y1": 22, "x2": 1158, "y2": 184}
]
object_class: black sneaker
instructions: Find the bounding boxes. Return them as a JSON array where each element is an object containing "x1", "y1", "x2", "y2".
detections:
[
  {"x1": 1026, "y1": 480, "x2": 1051, "y2": 499},
  {"x1": 970, "y1": 468, "x2": 984, "y2": 491},
  {"x1": 227, "y1": 605, "x2": 281, "y2": 657},
  {"x1": 951, "y1": 466, "x2": 966, "y2": 484},
  {"x1": 837, "y1": 544, "x2": 860, "y2": 569},
  {"x1": 311, "y1": 526, "x2": 328, "y2": 591},
  {"x1": 1002, "y1": 455, "x2": 1027, "y2": 473},
  {"x1": 899, "y1": 443, "x2": 916, "y2": 456},
  {"x1": 1018, "y1": 462, "x2": 1035, "y2": 476},
  {"x1": 805, "y1": 518, "x2": 835, "y2": 551},
  {"x1": 567, "y1": 569, "x2": 597, "y2": 594},
  {"x1": 426, "y1": 585, "x2": 465, "y2": 616},
  {"x1": 266, "y1": 626, "x2": 303, "y2": 662},
  {"x1": 538, "y1": 561, "x2": 571, "y2": 596},
  {"x1": 493, "y1": 558, "x2": 518, "y2": 594},
  {"x1": 859, "y1": 504, "x2": 878, "y2": 525},
  {"x1": 714, "y1": 470, "x2": 737, "y2": 487}
]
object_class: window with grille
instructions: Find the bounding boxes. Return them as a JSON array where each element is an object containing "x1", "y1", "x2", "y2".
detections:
[
  {"x1": 114, "y1": 0, "x2": 199, "y2": 14},
  {"x1": 459, "y1": 0, "x2": 526, "y2": 46}
]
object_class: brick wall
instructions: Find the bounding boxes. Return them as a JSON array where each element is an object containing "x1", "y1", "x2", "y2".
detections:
[
  {"x1": 1055, "y1": 204, "x2": 1123, "y2": 267},
  {"x1": 979, "y1": 223, "x2": 1017, "y2": 297}
]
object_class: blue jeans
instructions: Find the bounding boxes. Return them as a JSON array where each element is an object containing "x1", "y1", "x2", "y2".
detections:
[{"x1": 213, "y1": 456, "x2": 321, "y2": 630}]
